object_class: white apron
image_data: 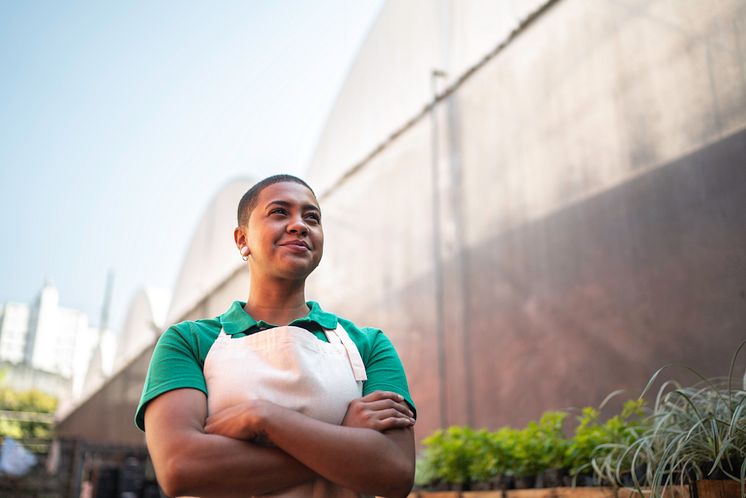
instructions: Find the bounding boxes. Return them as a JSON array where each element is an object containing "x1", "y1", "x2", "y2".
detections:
[{"x1": 203, "y1": 323, "x2": 369, "y2": 498}]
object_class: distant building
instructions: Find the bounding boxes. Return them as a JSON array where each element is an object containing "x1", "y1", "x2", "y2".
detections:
[
  {"x1": 0, "y1": 301, "x2": 29, "y2": 364},
  {"x1": 0, "y1": 360, "x2": 69, "y2": 400},
  {"x1": 0, "y1": 281, "x2": 114, "y2": 401},
  {"x1": 25, "y1": 282, "x2": 91, "y2": 378}
]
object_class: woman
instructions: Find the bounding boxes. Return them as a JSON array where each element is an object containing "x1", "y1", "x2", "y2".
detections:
[{"x1": 136, "y1": 175, "x2": 416, "y2": 498}]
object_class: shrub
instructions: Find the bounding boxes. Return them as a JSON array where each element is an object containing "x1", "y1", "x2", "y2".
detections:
[
  {"x1": 420, "y1": 426, "x2": 484, "y2": 489},
  {"x1": 512, "y1": 411, "x2": 568, "y2": 477}
]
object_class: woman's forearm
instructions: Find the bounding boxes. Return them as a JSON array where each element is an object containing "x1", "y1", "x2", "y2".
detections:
[
  {"x1": 144, "y1": 390, "x2": 317, "y2": 498},
  {"x1": 151, "y1": 429, "x2": 317, "y2": 497},
  {"x1": 263, "y1": 407, "x2": 415, "y2": 498}
]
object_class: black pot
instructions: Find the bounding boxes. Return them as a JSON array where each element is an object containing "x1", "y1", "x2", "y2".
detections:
[
  {"x1": 513, "y1": 475, "x2": 536, "y2": 489},
  {"x1": 620, "y1": 465, "x2": 648, "y2": 487},
  {"x1": 540, "y1": 468, "x2": 567, "y2": 488},
  {"x1": 565, "y1": 473, "x2": 598, "y2": 487},
  {"x1": 470, "y1": 481, "x2": 493, "y2": 491},
  {"x1": 498, "y1": 474, "x2": 515, "y2": 490},
  {"x1": 701, "y1": 458, "x2": 742, "y2": 480},
  {"x1": 429, "y1": 480, "x2": 450, "y2": 491}
]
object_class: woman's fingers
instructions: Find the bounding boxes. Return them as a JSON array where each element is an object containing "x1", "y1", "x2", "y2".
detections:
[
  {"x1": 365, "y1": 399, "x2": 413, "y2": 418},
  {"x1": 342, "y1": 391, "x2": 415, "y2": 430},
  {"x1": 361, "y1": 391, "x2": 404, "y2": 403},
  {"x1": 361, "y1": 391, "x2": 413, "y2": 417},
  {"x1": 377, "y1": 415, "x2": 415, "y2": 431},
  {"x1": 376, "y1": 408, "x2": 415, "y2": 424}
]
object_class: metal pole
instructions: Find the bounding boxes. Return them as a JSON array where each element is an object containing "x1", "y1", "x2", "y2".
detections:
[{"x1": 430, "y1": 69, "x2": 448, "y2": 428}]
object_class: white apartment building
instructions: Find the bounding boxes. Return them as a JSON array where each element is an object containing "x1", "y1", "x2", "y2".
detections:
[
  {"x1": 0, "y1": 281, "x2": 104, "y2": 381},
  {"x1": 0, "y1": 301, "x2": 30, "y2": 364}
]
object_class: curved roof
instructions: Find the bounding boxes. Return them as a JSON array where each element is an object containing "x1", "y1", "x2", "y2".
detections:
[
  {"x1": 115, "y1": 286, "x2": 170, "y2": 369},
  {"x1": 167, "y1": 177, "x2": 256, "y2": 323},
  {"x1": 306, "y1": 0, "x2": 545, "y2": 196}
]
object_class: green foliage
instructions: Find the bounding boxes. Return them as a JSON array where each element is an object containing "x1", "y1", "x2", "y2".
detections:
[
  {"x1": 417, "y1": 412, "x2": 571, "y2": 487},
  {"x1": 414, "y1": 451, "x2": 437, "y2": 487},
  {"x1": 0, "y1": 386, "x2": 58, "y2": 413},
  {"x1": 566, "y1": 399, "x2": 648, "y2": 480},
  {"x1": 415, "y1": 342, "x2": 746, "y2": 495},
  {"x1": 537, "y1": 411, "x2": 569, "y2": 471},
  {"x1": 488, "y1": 427, "x2": 519, "y2": 478},
  {"x1": 421, "y1": 426, "x2": 484, "y2": 487},
  {"x1": 0, "y1": 385, "x2": 58, "y2": 445},
  {"x1": 565, "y1": 406, "x2": 604, "y2": 476},
  {"x1": 465, "y1": 428, "x2": 499, "y2": 483},
  {"x1": 512, "y1": 411, "x2": 569, "y2": 477}
]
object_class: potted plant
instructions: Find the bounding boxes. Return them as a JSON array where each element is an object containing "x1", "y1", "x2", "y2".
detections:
[
  {"x1": 590, "y1": 342, "x2": 746, "y2": 498},
  {"x1": 489, "y1": 427, "x2": 519, "y2": 490},
  {"x1": 418, "y1": 426, "x2": 485, "y2": 493},
  {"x1": 466, "y1": 429, "x2": 501, "y2": 490},
  {"x1": 506, "y1": 411, "x2": 568, "y2": 491},
  {"x1": 565, "y1": 406, "x2": 606, "y2": 486},
  {"x1": 535, "y1": 411, "x2": 570, "y2": 488}
]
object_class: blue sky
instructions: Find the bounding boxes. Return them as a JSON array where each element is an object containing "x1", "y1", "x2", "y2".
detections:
[{"x1": 0, "y1": 1, "x2": 382, "y2": 329}]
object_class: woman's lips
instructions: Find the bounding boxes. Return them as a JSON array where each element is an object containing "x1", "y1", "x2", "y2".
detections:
[{"x1": 279, "y1": 240, "x2": 310, "y2": 252}]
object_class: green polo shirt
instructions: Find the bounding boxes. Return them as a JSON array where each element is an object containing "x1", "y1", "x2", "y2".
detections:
[{"x1": 135, "y1": 301, "x2": 415, "y2": 430}]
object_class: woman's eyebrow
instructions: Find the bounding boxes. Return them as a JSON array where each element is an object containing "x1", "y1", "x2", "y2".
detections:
[
  {"x1": 265, "y1": 200, "x2": 292, "y2": 209},
  {"x1": 265, "y1": 199, "x2": 320, "y2": 211}
]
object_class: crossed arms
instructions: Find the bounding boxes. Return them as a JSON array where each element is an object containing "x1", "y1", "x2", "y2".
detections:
[{"x1": 144, "y1": 389, "x2": 415, "y2": 498}]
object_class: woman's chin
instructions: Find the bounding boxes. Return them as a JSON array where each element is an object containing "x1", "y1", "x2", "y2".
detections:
[{"x1": 274, "y1": 262, "x2": 319, "y2": 281}]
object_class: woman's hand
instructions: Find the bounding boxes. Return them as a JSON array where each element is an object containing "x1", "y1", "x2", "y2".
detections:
[
  {"x1": 204, "y1": 399, "x2": 281, "y2": 442},
  {"x1": 342, "y1": 391, "x2": 415, "y2": 432}
]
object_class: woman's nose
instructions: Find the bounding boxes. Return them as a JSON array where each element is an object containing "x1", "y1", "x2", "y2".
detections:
[{"x1": 287, "y1": 216, "x2": 308, "y2": 235}]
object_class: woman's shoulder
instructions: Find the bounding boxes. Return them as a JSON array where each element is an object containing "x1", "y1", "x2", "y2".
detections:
[
  {"x1": 307, "y1": 302, "x2": 395, "y2": 352},
  {"x1": 334, "y1": 315, "x2": 394, "y2": 355},
  {"x1": 157, "y1": 316, "x2": 223, "y2": 350},
  {"x1": 336, "y1": 316, "x2": 382, "y2": 337}
]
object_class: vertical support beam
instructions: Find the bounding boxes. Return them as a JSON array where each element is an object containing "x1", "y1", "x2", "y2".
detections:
[{"x1": 430, "y1": 69, "x2": 448, "y2": 429}]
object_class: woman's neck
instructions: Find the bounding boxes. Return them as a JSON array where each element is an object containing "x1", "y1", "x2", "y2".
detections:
[{"x1": 244, "y1": 277, "x2": 309, "y2": 326}]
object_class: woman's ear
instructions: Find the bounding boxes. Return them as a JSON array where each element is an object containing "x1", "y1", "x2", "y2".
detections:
[{"x1": 234, "y1": 226, "x2": 249, "y2": 256}]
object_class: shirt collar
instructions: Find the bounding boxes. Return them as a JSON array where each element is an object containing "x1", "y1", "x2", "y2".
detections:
[{"x1": 219, "y1": 300, "x2": 338, "y2": 336}]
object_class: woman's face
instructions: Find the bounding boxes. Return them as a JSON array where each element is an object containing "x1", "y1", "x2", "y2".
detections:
[{"x1": 241, "y1": 181, "x2": 323, "y2": 281}]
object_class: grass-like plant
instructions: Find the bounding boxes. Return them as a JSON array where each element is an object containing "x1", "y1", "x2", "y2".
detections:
[{"x1": 590, "y1": 342, "x2": 746, "y2": 498}]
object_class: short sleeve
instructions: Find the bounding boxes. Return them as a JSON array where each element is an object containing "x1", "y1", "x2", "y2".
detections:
[
  {"x1": 362, "y1": 329, "x2": 417, "y2": 418},
  {"x1": 134, "y1": 325, "x2": 208, "y2": 431}
]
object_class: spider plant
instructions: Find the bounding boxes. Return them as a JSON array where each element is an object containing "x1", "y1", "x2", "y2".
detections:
[{"x1": 591, "y1": 341, "x2": 746, "y2": 498}]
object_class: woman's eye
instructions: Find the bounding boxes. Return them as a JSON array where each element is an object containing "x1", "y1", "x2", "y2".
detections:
[
  {"x1": 305, "y1": 213, "x2": 321, "y2": 223},
  {"x1": 270, "y1": 208, "x2": 287, "y2": 216}
]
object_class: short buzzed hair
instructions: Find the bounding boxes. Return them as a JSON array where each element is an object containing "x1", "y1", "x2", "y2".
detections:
[{"x1": 237, "y1": 174, "x2": 316, "y2": 226}]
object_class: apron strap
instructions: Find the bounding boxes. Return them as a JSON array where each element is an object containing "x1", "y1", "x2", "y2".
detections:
[
  {"x1": 326, "y1": 324, "x2": 367, "y2": 382},
  {"x1": 218, "y1": 324, "x2": 367, "y2": 382}
]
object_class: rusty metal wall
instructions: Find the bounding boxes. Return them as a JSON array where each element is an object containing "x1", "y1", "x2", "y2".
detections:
[{"x1": 306, "y1": 0, "x2": 746, "y2": 441}]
